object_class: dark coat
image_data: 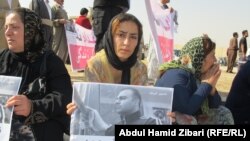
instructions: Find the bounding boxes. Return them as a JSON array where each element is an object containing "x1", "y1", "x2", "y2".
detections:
[
  {"x1": 29, "y1": 0, "x2": 54, "y2": 49},
  {"x1": 155, "y1": 69, "x2": 221, "y2": 115},
  {"x1": 225, "y1": 60, "x2": 250, "y2": 124},
  {"x1": 0, "y1": 50, "x2": 72, "y2": 141}
]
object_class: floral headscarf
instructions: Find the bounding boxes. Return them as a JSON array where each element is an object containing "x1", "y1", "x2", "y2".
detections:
[
  {"x1": 0, "y1": 8, "x2": 48, "y2": 92},
  {"x1": 179, "y1": 36, "x2": 204, "y2": 80},
  {"x1": 159, "y1": 36, "x2": 213, "y2": 80},
  {"x1": 11, "y1": 8, "x2": 46, "y2": 62},
  {"x1": 159, "y1": 36, "x2": 215, "y2": 114}
]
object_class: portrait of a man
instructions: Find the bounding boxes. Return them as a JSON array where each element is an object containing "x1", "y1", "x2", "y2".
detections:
[{"x1": 70, "y1": 83, "x2": 173, "y2": 139}]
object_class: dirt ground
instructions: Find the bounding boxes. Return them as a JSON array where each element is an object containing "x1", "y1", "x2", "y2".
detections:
[{"x1": 66, "y1": 65, "x2": 237, "y2": 101}]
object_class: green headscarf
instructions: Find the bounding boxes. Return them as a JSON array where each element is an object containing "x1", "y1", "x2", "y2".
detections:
[{"x1": 159, "y1": 36, "x2": 205, "y2": 80}]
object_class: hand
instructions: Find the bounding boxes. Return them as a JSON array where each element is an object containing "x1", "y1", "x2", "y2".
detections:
[
  {"x1": 69, "y1": 102, "x2": 110, "y2": 132},
  {"x1": 6, "y1": 95, "x2": 32, "y2": 117},
  {"x1": 59, "y1": 19, "x2": 67, "y2": 24},
  {"x1": 76, "y1": 105, "x2": 109, "y2": 132},
  {"x1": 201, "y1": 63, "x2": 221, "y2": 88},
  {"x1": 66, "y1": 102, "x2": 77, "y2": 115},
  {"x1": 87, "y1": 107, "x2": 109, "y2": 131},
  {"x1": 166, "y1": 112, "x2": 176, "y2": 123},
  {"x1": 170, "y1": 7, "x2": 174, "y2": 13},
  {"x1": 174, "y1": 111, "x2": 197, "y2": 125},
  {"x1": 243, "y1": 55, "x2": 247, "y2": 61}
]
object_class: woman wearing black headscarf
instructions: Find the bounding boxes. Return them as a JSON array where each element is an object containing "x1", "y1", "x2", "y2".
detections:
[
  {"x1": 66, "y1": 13, "x2": 147, "y2": 115},
  {"x1": 1, "y1": 8, "x2": 72, "y2": 141},
  {"x1": 85, "y1": 13, "x2": 147, "y2": 85}
]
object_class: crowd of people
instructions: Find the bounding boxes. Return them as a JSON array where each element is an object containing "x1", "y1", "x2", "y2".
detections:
[
  {"x1": 0, "y1": 0, "x2": 249, "y2": 141},
  {"x1": 226, "y1": 30, "x2": 249, "y2": 73}
]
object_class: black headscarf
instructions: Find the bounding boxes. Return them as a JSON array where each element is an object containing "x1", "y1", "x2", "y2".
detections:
[
  {"x1": 22, "y1": 8, "x2": 47, "y2": 61},
  {"x1": 0, "y1": 8, "x2": 47, "y2": 92},
  {"x1": 102, "y1": 13, "x2": 143, "y2": 84}
]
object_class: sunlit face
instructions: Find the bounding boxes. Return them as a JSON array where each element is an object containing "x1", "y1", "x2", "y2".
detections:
[
  {"x1": 161, "y1": 0, "x2": 170, "y2": 4},
  {"x1": 113, "y1": 21, "x2": 139, "y2": 62},
  {"x1": 115, "y1": 89, "x2": 139, "y2": 115},
  {"x1": 5, "y1": 13, "x2": 24, "y2": 53},
  {"x1": 201, "y1": 49, "x2": 217, "y2": 73},
  {"x1": 55, "y1": 0, "x2": 64, "y2": 5}
]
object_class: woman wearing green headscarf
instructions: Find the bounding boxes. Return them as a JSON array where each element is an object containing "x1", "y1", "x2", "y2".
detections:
[{"x1": 155, "y1": 35, "x2": 234, "y2": 124}]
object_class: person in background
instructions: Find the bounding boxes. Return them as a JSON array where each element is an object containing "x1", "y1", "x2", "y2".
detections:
[
  {"x1": 92, "y1": 0, "x2": 130, "y2": 52},
  {"x1": 0, "y1": 0, "x2": 20, "y2": 51},
  {"x1": 2, "y1": 8, "x2": 72, "y2": 141},
  {"x1": 155, "y1": 35, "x2": 234, "y2": 125},
  {"x1": 239, "y1": 30, "x2": 248, "y2": 61},
  {"x1": 75, "y1": 7, "x2": 92, "y2": 29},
  {"x1": 159, "y1": 0, "x2": 173, "y2": 11},
  {"x1": 51, "y1": 0, "x2": 70, "y2": 64},
  {"x1": 29, "y1": 0, "x2": 53, "y2": 49},
  {"x1": 226, "y1": 32, "x2": 238, "y2": 73},
  {"x1": 225, "y1": 59, "x2": 250, "y2": 124},
  {"x1": 159, "y1": 0, "x2": 178, "y2": 30}
]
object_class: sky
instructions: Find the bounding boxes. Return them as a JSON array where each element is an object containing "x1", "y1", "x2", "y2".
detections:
[{"x1": 19, "y1": 0, "x2": 250, "y2": 48}]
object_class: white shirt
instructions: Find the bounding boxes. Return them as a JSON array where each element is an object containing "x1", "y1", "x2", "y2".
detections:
[
  {"x1": 7, "y1": 0, "x2": 12, "y2": 8},
  {"x1": 44, "y1": 0, "x2": 52, "y2": 19}
]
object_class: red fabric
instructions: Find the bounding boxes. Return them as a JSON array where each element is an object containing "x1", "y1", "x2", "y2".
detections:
[{"x1": 75, "y1": 15, "x2": 92, "y2": 29}]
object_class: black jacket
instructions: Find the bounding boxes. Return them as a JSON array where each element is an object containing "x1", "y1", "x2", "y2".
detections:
[
  {"x1": 93, "y1": 0, "x2": 129, "y2": 8},
  {"x1": 0, "y1": 50, "x2": 72, "y2": 141}
]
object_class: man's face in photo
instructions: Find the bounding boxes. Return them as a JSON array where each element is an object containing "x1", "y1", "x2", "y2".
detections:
[{"x1": 115, "y1": 89, "x2": 138, "y2": 115}]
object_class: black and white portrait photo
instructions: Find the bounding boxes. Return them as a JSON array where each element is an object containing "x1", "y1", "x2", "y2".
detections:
[
  {"x1": 70, "y1": 82, "x2": 173, "y2": 141},
  {"x1": 0, "y1": 95, "x2": 13, "y2": 124},
  {"x1": 65, "y1": 21, "x2": 77, "y2": 33},
  {"x1": 0, "y1": 102, "x2": 4, "y2": 123},
  {"x1": 0, "y1": 76, "x2": 21, "y2": 141}
]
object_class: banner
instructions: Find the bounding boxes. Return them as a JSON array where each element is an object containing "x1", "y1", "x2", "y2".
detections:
[
  {"x1": 65, "y1": 22, "x2": 96, "y2": 71},
  {"x1": 70, "y1": 82, "x2": 173, "y2": 141},
  {"x1": 145, "y1": 0, "x2": 175, "y2": 64},
  {"x1": 0, "y1": 75, "x2": 22, "y2": 141}
]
